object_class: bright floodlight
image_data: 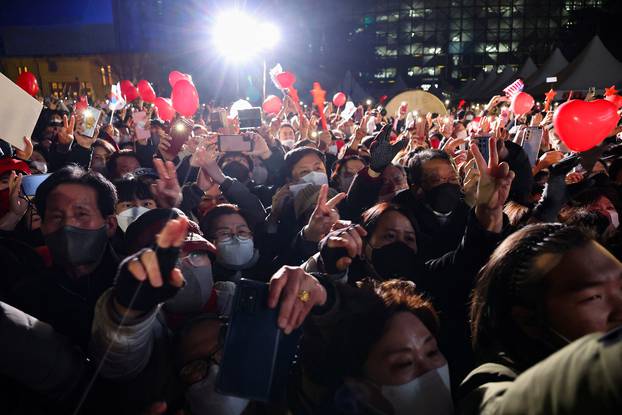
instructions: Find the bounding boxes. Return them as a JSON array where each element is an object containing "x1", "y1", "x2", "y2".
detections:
[{"x1": 212, "y1": 11, "x2": 280, "y2": 61}]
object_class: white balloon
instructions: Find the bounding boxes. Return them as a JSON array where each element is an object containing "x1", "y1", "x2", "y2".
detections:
[{"x1": 229, "y1": 99, "x2": 252, "y2": 117}]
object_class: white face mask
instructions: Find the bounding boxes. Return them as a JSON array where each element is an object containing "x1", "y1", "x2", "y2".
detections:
[
  {"x1": 281, "y1": 139, "x2": 295, "y2": 149},
  {"x1": 608, "y1": 209, "x2": 620, "y2": 229},
  {"x1": 381, "y1": 364, "x2": 453, "y2": 415},
  {"x1": 289, "y1": 171, "x2": 328, "y2": 197},
  {"x1": 31, "y1": 161, "x2": 48, "y2": 174},
  {"x1": 300, "y1": 170, "x2": 328, "y2": 187},
  {"x1": 186, "y1": 364, "x2": 249, "y2": 415},
  {"x1": 455, "y1": 129, "x2": 468, "y2": 140},
  {"x1": 328, "y1": 144, "x2": 338, "y2": 155},
  {"x1": 217, "y1": 236, "x2": 255, "y2": 268},
  {"x1": 116, "y1": 206, "x2": 151, "y2": 232}
]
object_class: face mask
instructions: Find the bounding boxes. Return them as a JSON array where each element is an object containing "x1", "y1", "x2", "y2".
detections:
[
  {"x1": 281, "y1": 139, "x2": 295, "y2": 149},
  {"x1": 31, "y1": 161, "x2": 48, "y2": 174},
  {"x1": 371, "y1": 241, "x2": 420, "y2": 280},
  {"x1": 186, "y1": 364, "x2": 249, "y2": 415},
  {"x1": 608, "y1": 209, "x2": 620, "y2": 229},
  {"x1": 217, "y1": 236, "x2": 255, "y2": 268},
  {"x1": 328, "y1": 144, "x2": 338, "y2": 155},
  {"x1": 455, "y1": 129, "x2": 468, "y2": 140},
  {"x1": 116, "y1": 206, "x2": 151, "y2": 232},
  {"x1": 424, "y1": 183, "x2": 462, "y2": 215},
  {"x1": 222, "y1": 161, "x2": 250, "y2": 183},
  {"x1": 44, "y1": 225, "x2": 108, "y2": 267},
  {"x1": 381, "y1": 365, "x2": 453, "y2": 415},
  {"x1": 300, "y1": 170, "x2": 328, "y2": 187},
  {"x1": 165, "y1": 264, "x2": 213, "y2": 313},
  {"x1": 252, "y1": 164, "x2": 269, "y2": 185}
]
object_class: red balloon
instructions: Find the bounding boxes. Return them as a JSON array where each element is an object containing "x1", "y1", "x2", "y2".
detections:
[
  {"x1": 332, "y1": 92, "x2": 346, "y2": 107},
  {"x1": 120, "y1": 80, "x2": 139, "y2": 102},
  {"x1": 605, "y1": 94, "x2": 622, "y2": 109},
  {"x1": 262, "y1": 95, "x2": 282, "y2": 114},
  {"x1": 171, "y1": 80, "x2": 199, "y2": 117},
  {"x1": 553, "y1": 99, "x2": 620, "y2": 152},
  {"x1": 154, "y1": 97, "x2": 175, "y2": 122},
  {"x1": 275, "y1": 72, "x2": 296, "y2": 89},
  {"x1": 168, "y1": 70, "x2": 193, "y2": 88},
  {"x1": 510, "y1": 92, "x2": 535, "y2": 115},
  {"x1": 16, "y1": 71, "x2": 39, "y2": 96},
  {"x1": 137, "y1": 80, "x2": 156, "y2": 103}
]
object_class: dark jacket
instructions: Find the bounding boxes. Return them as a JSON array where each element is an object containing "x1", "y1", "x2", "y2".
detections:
[
  {"x1": 47, "y1": 141, "x2": 93, "y2": 172},
  {"x1": 7, "y1": 244, "x2": 120, "y2": 350},
  {"x1": 458, "y1": 328, "x2": 622, "y2": 414}
]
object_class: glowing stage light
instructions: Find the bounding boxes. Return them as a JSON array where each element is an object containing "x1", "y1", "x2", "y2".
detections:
[{"x1": 212, "y1": 11, "x2": 280, "y2": 62}]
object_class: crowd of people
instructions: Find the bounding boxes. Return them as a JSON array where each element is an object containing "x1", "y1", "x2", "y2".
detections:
[{"x1": 0, "y1": 90, "x2": 621, "y2": 415}]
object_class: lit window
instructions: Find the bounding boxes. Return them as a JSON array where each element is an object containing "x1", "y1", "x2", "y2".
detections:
[
  {"x1": 100, "y1": 66, "x2": 107, "y2": 86},
  {"x1": 374, "y1": 67, "x2": 397, "y2": 79},
  {"x1": 407, "y1": 66, "x2": 423, "y2": 76}
]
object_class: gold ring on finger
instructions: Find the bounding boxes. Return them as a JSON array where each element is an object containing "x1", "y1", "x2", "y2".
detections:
[{"x1": 297, "y1": 290, "x2": 310, "y2": 303}]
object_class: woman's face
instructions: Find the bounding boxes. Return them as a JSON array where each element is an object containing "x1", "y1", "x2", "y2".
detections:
[
  {"x1": 291, "y1": 153, "x2": 326, "y2": 182},
  {"x1": 368, "y1": 211, "x2": 417, "y2": 252},
  {"x1": 544, "y1": 241, "x2": 622, "y2": 341},
  {"x1": 211, "y1": 213, "x2": 252, "y2": 243},
  {"x1": 364, "y1": 312, "x2": 446, "y2": 386}
]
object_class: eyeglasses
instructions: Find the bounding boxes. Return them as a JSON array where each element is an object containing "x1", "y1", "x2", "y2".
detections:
[
  {"x1": 180, "y1": 250, "x2": 211, "y2": 267},
  {"x1": 213, "y1": 229, "x2": 252, "y2": 243}
]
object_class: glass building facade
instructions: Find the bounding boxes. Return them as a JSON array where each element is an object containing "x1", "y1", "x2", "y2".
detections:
[{"x1": 338, "y1": 0, "x2": 604, "y2": 88}]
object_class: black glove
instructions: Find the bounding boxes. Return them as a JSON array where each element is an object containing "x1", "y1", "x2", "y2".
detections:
[
  {"x1": 114, "y1": 246, "x2": 181, "y2": 312},
  {"x1": 369, "y1": 124, "x2": 407, "y2": 173},
  {"x1": 319, "y1": 234, "x2": 350, "y2": 275},
  {"x1": 532, "y1": 155, "x2": 580, "y2": 222}
]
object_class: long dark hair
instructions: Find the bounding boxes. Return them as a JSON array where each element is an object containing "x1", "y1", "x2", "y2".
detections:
[{"x1": 470, "y1": 223, "x2": 590, "y2": 370}]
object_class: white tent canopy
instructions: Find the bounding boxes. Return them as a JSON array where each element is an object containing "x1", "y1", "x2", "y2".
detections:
[{"x1": 525, "y1": 48, "x2": 568, "y2": 91}]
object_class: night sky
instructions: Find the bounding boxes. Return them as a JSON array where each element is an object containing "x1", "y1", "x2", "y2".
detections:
[{"x1": 0, "y1": 0, "x2": 113, "y2": 26}]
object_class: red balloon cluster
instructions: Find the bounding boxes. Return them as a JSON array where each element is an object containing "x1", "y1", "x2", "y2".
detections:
[
  {"x1": 120, "y1": 80, "x2": 139, "y2": 102},
  {"x1": 510, "y1": 92, "x2": 534, "y2": 115},
  {"x1": 553, "y1": 99, "x2": 620, "y2": 152},
  {"x1": 169, "y1": 71, "x2": 193, "y2": 88},
  {"x1": 262, "y1": 95, "x2": 282, "y2": 114},
  {"x1": 332, "y1": 92, "x2": 346, "y2": 107},
  {"x1": 171, "y1": 80, "x2": 199, "y2": 117},
  {"x1": 16, "y1": 72, "x2": 39, "y2": 96},
  {"x1": 154, "y1": 97, "x2": 175, "y2": 122},
  {"x1": 137, "y1": 80, "x2": 156, "y2": 103},
  {"x1": 275, "y1": 72, "x2": 296, "y2": 89}
]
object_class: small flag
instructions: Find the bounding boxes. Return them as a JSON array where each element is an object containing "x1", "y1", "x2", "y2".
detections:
[
  {"x1": 503, "y1": 79, "x2": 524, "y2": 98},
  {"x1": 76, "y1": 95, "x2": 89, "y2": 112},
  {"x1": 269, "y1": 63, "x2": 284, "y2": 90},
  {"x1": 109, "y1": 83, "x2": 126, "y2": 111}
]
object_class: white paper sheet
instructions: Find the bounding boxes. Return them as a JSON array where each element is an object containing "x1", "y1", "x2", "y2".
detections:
[{"x1": 0, "y1": 72, "x2": 43, "y2": 150}]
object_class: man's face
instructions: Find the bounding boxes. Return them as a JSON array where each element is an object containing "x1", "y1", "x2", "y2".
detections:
[
  {"x1": 545, "y1": 241, "x2": 622, "y2": 340},
  {"x1": 279, "y1": 126, "x2": 296, "y2": 143},
  {"x1": 419, "y1": 159, "x2": 459, "y2": 192},
  {"x1": 41, "y1": 184, "x2": 107, "y2": 235},
  {"x1": 115, "y1": 155, "x2": 141, "y2": 178}
]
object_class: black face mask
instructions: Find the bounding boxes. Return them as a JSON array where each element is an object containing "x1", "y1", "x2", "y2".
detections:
[
  {"x1": 371, "y1": 241, "x2": 421, "y2": 280},
  {"x1": 222, "y1": 161, "x2": 250, "y2": 183},
  {"x1": 44, "y1": 225, "x2": 109, "y2": 267},
  {"x1": 424, "y1": 183, "x2": 462, "y2": 214}
]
